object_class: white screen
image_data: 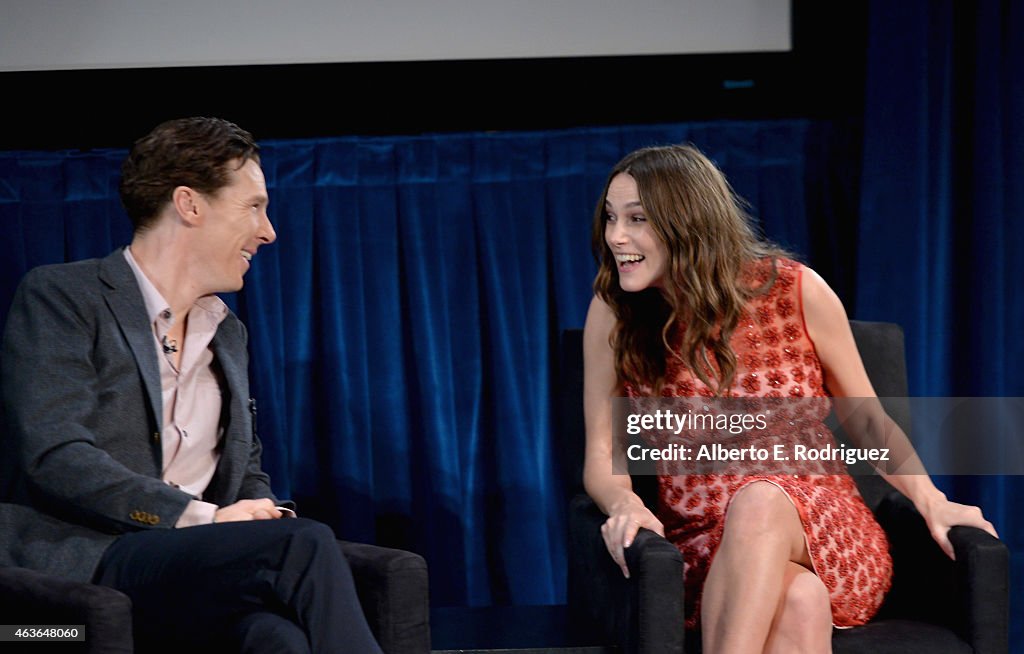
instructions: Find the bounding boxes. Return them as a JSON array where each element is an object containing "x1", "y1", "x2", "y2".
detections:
[{"x1": 0, "y1": 0, "x2": 790, "y2": 72}]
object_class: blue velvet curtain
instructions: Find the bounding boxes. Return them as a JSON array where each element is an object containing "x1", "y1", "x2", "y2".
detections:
[
  {"x1": 859, "y1": 0, "x2": 1023, "y2": 647},
  {"x1": 0, "y1": 120, "x2": 830, "y2": 606}
]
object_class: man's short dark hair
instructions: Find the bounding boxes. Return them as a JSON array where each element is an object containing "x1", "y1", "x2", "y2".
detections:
[{"x1": 119, "y1": 117, "x2": 260, "y2": 232}]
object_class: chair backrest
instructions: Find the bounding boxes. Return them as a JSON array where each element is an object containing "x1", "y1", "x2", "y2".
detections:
[
  {"x1": 556, "y1": 320, "x2": 909, "y2": 512},
  {"x1": 556, "y1": 328, "x2": 589, "y2": 500},
  {"x1": 844, "y1": 320, "x2": 910, "y2": 510}
]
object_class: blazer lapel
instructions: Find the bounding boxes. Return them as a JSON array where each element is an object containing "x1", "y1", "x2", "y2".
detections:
[
  {"x1": 211, "y1": 323, "x2": 246, "y2": 442},
  {"x1": 98, "y1": 249, "x2": 163, "y2": 433},
  {"x1": 208, "y1": 321, "x2": 251, "y2": 502}
]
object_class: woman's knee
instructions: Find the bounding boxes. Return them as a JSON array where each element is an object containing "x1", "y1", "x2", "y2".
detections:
[
  {"x1": 722, "y1": 482, "x2": 801, "y2": 545},
  {"x1": 783, "y1": 571, "x2": 831, "y2": 620},
  {"x1": 771, "y1": 570, "x2": 833, "y2": 651}
]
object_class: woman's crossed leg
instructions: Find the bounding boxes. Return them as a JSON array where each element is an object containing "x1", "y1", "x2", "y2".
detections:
[{"x1": 701, "y1": 481, "x2": 833, "y2": 654}]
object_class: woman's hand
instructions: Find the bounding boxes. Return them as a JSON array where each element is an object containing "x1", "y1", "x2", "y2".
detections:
[
  {"x1": 601, "y1": 497, "x2": 665, "y2": 578},
  {"x1": 916, "y1": 491, "x2": 998, "y2": 559},
  {"x1": 583, "y1": 296, "x2": 666, "y2": 578}
]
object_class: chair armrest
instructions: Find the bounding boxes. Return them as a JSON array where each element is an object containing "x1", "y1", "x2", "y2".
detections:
[
  {"x1": 567, "y1": 493, "x2": 685, "y2": 654},
  {"x1": 567, "y1": 493, "x2": 630, "y2": 642},
  {"x1": 337, "y1": 541, "x2": 430, "y2": 654},
  {"x1": 624, "y1": 528, "x2": 686, "y2": 654},
  {"x1": 873, "y1": 491, "x2": 1008, "y2": 654},
  {"x1": 949, "y1": 525, "x2": 1009, "y2": 654},
  {"x1": 0, "y1": 566, "x2": 133, "y2": 653}
]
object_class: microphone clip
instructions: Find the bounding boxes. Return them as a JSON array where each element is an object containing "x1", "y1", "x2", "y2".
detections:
[{"x1": 161, "y1": 335, "x2": 178, "y2": 354}]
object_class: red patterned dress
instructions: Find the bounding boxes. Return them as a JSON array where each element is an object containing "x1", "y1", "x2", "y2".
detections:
[{"x1": 627, "y1": 259, "x2": 892, "y2": 629}]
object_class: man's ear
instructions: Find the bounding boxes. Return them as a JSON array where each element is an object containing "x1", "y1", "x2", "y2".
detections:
[{"x1": 171, "y1": 186, "x2": 203, "y2": 226}]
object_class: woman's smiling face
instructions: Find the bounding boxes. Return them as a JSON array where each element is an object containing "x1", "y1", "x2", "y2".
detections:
[{"x1": 604, "y1": 173, "x2": 668, "y2": 292}]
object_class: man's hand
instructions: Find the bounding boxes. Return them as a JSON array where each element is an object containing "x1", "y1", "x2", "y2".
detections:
[{"x1": 214, "y1": 498, "x2": 283, "y2": 523}]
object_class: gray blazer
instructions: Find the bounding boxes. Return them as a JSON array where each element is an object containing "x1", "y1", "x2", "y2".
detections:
[{"x1": 0, "y1": 249, "x2": 280, "y2": 582}]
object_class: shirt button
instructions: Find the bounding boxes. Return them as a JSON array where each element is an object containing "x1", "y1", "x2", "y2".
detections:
[{"x1": 161, "y1": 310, "x2": 171, "y2": 320}]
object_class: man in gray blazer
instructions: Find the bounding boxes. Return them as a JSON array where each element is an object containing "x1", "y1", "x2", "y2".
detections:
[{"x1": 0, "y1": 117, "x2": 382, "y2": 653}]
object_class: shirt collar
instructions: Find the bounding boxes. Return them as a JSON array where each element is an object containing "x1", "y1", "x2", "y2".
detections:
[{"x1": 122, "y1": 247, "x2": 228, "y2": 328}]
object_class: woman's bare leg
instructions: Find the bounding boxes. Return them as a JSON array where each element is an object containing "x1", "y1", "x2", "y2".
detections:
[
  {"x1": 763, "y1": 562, "x2": 833, "y2": 653},
  {"x1": 701, "y1": 481, "x2": 831, "y2": 653}
]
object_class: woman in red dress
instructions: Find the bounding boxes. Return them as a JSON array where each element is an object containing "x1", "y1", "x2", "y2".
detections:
[{"x1": 582, "y1": 144, "x2": 997, "y2": 653}]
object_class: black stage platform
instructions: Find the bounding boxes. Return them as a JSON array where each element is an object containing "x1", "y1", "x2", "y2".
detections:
[{"x1": 430, "y1": 605, "x2": 616, "y2": 654}]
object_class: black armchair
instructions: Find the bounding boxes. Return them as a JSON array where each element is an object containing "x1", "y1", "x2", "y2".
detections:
[
  {"x1": 563, "y1": 321, "x2": 1009, "y2": 654},
  {"x1": 0, "y1": 539, "x2": 430, "y2": 654}
]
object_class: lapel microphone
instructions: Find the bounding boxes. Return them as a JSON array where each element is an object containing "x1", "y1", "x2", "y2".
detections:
[{"x1": 161, "y1": 335, "x2": 178, "y2": 354}]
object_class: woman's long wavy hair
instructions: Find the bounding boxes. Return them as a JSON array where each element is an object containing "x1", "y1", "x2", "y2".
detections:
[{"x1": 592, "y1": 144, "x2": 790, "y2": 394}]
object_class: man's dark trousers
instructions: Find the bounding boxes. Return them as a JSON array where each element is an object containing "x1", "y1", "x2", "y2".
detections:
[{"x1": 94, "y1": 517, "x2": 383, "y2": 653}]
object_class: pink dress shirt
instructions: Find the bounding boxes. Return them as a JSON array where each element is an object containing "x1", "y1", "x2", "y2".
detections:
[{"x1": 124, "y1": 248, "x2": 227, "y2": 527}]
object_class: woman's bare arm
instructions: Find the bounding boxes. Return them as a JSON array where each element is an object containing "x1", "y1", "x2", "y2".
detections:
[
  {"x1": 801, "y1": 267, "x2": 997, "y2": 557},
  {"x1": 583, "y1": 296, "x2": 664, "y2": 577}
]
